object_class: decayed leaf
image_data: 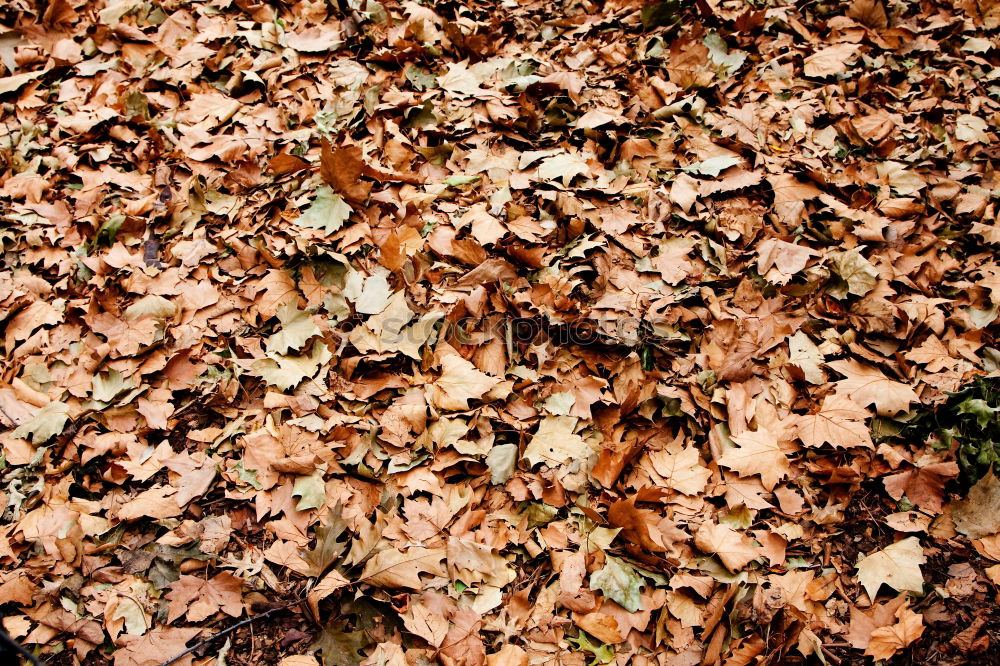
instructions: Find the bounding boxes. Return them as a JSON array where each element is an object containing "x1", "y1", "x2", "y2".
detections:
[
  {"x1": 718, "y1": 427, "x2": 791, "y2": 491},
  {"x1": 855, "y1": 537, "x2": 925, "y2": 600}
]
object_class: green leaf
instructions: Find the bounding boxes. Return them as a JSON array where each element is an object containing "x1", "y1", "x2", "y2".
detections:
[
  {"x1": 958, "y1": 398, "x2": 999, "y2": 429},
  {"x1": 296, "y1": 186, "x2": 352, "y2": 235},
  {"x1": 443, "y1": 174, "x2": 480, "y2": 187},
  {"x1": 590, "y1": 556, "x2": 643, "y2": 612},
  {"x1": 233, "y1": 461, "x2": 263, "y2": 490},
  {"x1": 567, "y1": 631, "x2": 615, "y2": 664},
  {"x1": 267, "y1": 300, "x2": 321, "y2": 355},
  {"x1": 293, "y1": 469, "x2": 327, "y2": 511},
  {"x1": 12, "y1": 401, "x2": 70, "y2": 443},
  {"x1": 92, "y1": 369, "x2": 133, "y2": 403}
]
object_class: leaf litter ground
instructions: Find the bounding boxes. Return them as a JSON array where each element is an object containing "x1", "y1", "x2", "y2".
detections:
[{"x1": 1, "y1": 0, "x2": 1000, "y2": 665}]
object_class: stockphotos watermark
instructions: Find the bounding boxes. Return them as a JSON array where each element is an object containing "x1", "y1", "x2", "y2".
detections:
[{"x1": 339, "y1": 312, "x2": 683, "y2": 347}]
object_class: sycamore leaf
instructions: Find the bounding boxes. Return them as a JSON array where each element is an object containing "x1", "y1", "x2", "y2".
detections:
[
  {"x1": 786, "y1": 331, "x2": 826, "y2": 384},
  {"x1": 306, "y1": 569, "x2": 350, "y2": 619},
  {"x1": 253, "y1": 339, "x2": 332, "y2": 391},
  {"x1": 11, "y1": 400, "x2": 70, "y2": 443},
  {"x1": 402, "y1": 602, "x2": 449, "y2": 648},
  {"x1": 267, "y1": 300, "x2": 321, "y2": 355},
  {"x1": 165, "y1": 573, "x2": 244, "y2": 623},
  {"x1": 360, "y1": 546, "x2": 446, "y2": 590},
  {"x1": 590, "y1": 556, "x2": 643, "y2": 612},
  {"x1": 648, "y1": 446, "x2": 712, "y2": 495},
  {"x1": 718, "y1": 427, "x2": 791, "y2": 491},
  {"x1": 292, "y1": 468, "x2": 327, "y2": 511},
  {"x1": 486, "y1": 443, "x2": 518, "y2": 484},
  {"x1": 794, "y1": 395, "x2": 873, "y2": 449},
  {"x1": 866, "y1": 604, "x2": 925, "y2": 660},
  {"x1": 827, "y1": 359, "x2": 919, "y2": 416},
  {"x1": 537, "y1": 152, "x2": 590, "y2": 186},
  {"x1": 803, "y1": 43, "x2": 860, "y2": 77},
  {"x1": 428, "y1": 354, "x2": 501, "y2": 410},
  {"x1": 694, "y1": 522, "x2": 759, "y2": 572},
  {"x1": 855, "y1": 537, "x2": 925, "y2": 600},
  {"x1": 834, "y1": 248, "x2": 879, "y2": 297},
  {"x1": 302, "y1": 506, "x2": 351, "y2": 577},
  {"x1": 296, "y1": 186, "x2": 352, "y2": 235},
  {"x1": 523, "y1": 415, "x2": 591, "y2": 468},
  {"x1": 115, "y1": 627, "x2": 201, "y2": 666},
  {"x1": 952, "y1": 471, "x2": 1000, "y2": 538}
]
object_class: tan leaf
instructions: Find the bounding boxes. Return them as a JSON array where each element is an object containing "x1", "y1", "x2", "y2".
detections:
[
  {"x1": 360, "y1": 546, "x2": 446, "y2": 590},
  {"x1": 855, "y1": 537, "x2": 925, "y2": 600},
  {"x1": 647, "y1": 446, "x2": 712, "y2": 495},
  {"x1": 865, "y1": 604, "x2": 925, "y2": 660},
  {"x1": 694, "y1": 522, "x2": 760, "y2": 572},
  {"x1": 428, "y1": 354, "x2": 501, "y2": 410},
  {"x1": 803, "y1": 43, "x2": 860, "y2": 77},
  {"x1": 718, "y1": 427, "x2": 791, "y2": 491},
  {"x1": 165, "y1": 573, "x2": 244, "y2": 623},
  {"x1": 952, "y1": 471, "x2": 1000, "y2": 538},
  {"x1": 827, "y1": 359, "x2": 919, "y2": 416},
  {"x1": 794, "y1": 395, "x2": 873, "y2": 449}
]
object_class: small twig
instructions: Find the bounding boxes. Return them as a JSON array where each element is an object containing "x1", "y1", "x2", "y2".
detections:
[
  {"x1": 157, "y1": 597, "x2": 305, "y2": 666},
  {"x1": 0, "y1": 627, "x2": 44, "y2": 666}
]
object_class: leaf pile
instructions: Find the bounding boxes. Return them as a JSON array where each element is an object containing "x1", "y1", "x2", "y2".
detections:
[{"x1": 1, "y1": 0, "x2": 1000, "y2": 664}]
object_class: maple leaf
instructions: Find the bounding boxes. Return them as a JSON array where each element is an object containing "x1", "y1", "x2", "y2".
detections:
[
  {"x1": 794, "y1": 395, "x2": 873, "y2": 449},
  {"x1": 590, "y1": 556, "x2": 644, "y2": 612},
  {"x1": 855, "y1": 537, "x2": 925, "y2": 600},
  {"x1": 114, "y1": 627, "x2": 201, "y2": 666},
  {"x1": 11, "y1": 400, "x2": 69, "y2": 442},
  {"x1": 952, "y1": 471, "x2": 1000, "y2": 538},
  {"x1": 865, "y1": 604, "x2": 925, "y2": 660},
  {"x1": 359, "y1": 546, "x2": 446, "y2": 590},
  {"x1": 165, "y1": 572, "x2": 244, "y2": 623},
  {"x1": 695, "y1": 522, "x2": 760, "y2": 572},
  {"x1": 718, "y1": 427, "x2": 791, "y2": 491},
  {"x1": 302, "y1": 506, "x2": 351, "y2": 577},
  {"x1": 427, "y1": 354, "x2": 501, "y2": 410},
  {"x1": 647, "y1": 446, "x2": 712, "y2": 495},
  {"x1": 312, "y1": 620, "x2": 370, "y2": 666},
  {"x1": 826, "y1": 360, "x2": 919, "y2": 416}
]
